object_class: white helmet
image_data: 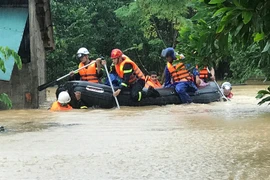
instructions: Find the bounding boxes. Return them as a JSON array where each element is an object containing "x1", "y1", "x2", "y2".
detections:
[
  {"x1": 77, "y1": 47, "x2": 89, "y2": 58},
  {"x1": 221, "y1": 82, "x2": 232, "y2": 90},
  {"x1": 58, "y1": 91, "x2": 71, "y2": 104}
]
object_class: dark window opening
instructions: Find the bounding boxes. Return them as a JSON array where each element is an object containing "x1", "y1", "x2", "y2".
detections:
[{"x1": 18, "y1": 17, "x2": 30, "y2": 64}]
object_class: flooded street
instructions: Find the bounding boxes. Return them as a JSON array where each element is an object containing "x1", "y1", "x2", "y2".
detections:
[{"x1": 1, "y1": 85, "x2": 270, "y2": 179}]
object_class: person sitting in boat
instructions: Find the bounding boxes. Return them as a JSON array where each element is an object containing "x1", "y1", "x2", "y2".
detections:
[
  {"x1": 221, "y1": 82, "x2": 233, "y2": 99},
  {"x1": 50, "y1": 91, "x2": 73, "y2": 111},
  {"x1": 162, "y1": 47, "x2": 197, "y2": 104},
  {"x1": 145, "y1": 71, "x2": 162, "y2": 89},
  {"x1": 69, "y1": 47, "x2": 103, "y2": 83},
  {"x1": 194, "y1": 65, "x2": 215, "y2": 87},
  {"x1": 104, "y1": 63, "x2": 122, "y2": 87},
  {"x1": 102, "y1": 48, "x2": 158, "y2": 102}
]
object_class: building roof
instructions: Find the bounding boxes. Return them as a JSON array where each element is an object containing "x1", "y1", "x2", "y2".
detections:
[
  {"x1": 0, "y1": 0, "x2": 55, "y2": 50},
  {"x1": 0, "y1": 0, "x2": 28, "y2": 7}
]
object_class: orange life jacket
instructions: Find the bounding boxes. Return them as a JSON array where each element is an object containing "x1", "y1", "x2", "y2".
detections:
[
  {"x1": 198, "y1": 66, "x2": 209, "y2": 79},
  {"x1": 50, "y1": 101, "x2": 73, "y2": 111},
  {"x1": 167, "y1": 62, "x2": 191, "y2": 83},
  {"x1": 115, "y1": 55, "x2": 145, "y2": 84},
  {"x1": 145, "y1": 76, "x2": 162, "y2": 88},
  {"x1": 78, "y1": 61, "x2": 99, "y2": 83}
]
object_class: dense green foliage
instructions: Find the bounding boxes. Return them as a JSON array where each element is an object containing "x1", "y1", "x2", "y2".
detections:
[
  {"x1": 47, "y1": 0, "x2": 269, "y2": 83},
  {"x1": 256, "y1": 86, "x2": 270, "y2": 105},
  {"x1": 0, "y1": 46, "x2": 22, "y2": 109},
  {"x1": 207, "y1": 0, "x2": 270, "y2": 81},
  {"x1": 47, "y1": 0, "x2": 133, "y2": 81}
]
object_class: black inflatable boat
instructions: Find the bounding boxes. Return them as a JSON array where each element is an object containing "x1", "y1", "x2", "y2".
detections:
[{"x1": 58, "y1": 81, "x2": 222, "y2": 108}]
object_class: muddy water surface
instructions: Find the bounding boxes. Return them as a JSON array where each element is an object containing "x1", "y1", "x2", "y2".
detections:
[{"x1": 0, "y1": 85, "x2": 270, "y2": 180}]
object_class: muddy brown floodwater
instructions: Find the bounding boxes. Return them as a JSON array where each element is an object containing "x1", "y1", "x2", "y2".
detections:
[{"x1": 0, "y1": 85, "x2": 270, "y2": 180}]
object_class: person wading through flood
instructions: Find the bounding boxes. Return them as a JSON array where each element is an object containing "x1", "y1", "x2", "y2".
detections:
[
  {"x1": 102, "y1": 48, "x2": 159, "y2": 102},
  {"x1": 221, "y1": 82, "x2": 233, "y2": 99},
  {"x1": 50, "y1": 91, "x2": 73, "y2": 111}
]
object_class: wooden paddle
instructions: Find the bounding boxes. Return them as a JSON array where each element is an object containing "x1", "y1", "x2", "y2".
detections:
[
  {"x1": 38, "y1": 61, "x2": 96, "y2": 91},
  {"x1": 103, "y1": 63, "x2": 120, "y2": 109}
]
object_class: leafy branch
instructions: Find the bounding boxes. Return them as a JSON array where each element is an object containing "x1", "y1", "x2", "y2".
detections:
[
  {"x1": 256, "y1": 86, "x2": 270, "y2": 106},
  {"x1": 0, "y1": 46, "x2": 22, "y2": 109}
]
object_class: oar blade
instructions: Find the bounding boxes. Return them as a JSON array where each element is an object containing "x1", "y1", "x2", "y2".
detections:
[{"x1": 37, "y1": 80, "x2": 57, "y2": 91}]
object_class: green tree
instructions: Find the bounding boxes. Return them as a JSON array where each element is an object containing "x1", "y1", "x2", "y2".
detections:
[
  {"x1": 206, "y1": 0, "x2": 270, "y2": 79},
  {"x1": 47, "y1": 0, "x2": 269, "y2": 84},
  {"x1": 174, "y1": 0, "x2": 269, "y2": 82},
  {"x1": 47, "y1": 0, "x2": 133, "y2": 81},
  {"x1": 0, "y1": 46, "x2": 22, "y2": 109},
  {"x1": 115, "y1": 0, "x2": 189, "y2": 76}
]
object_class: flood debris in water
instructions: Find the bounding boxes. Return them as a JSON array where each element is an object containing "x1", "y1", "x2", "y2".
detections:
[
  {"x1": 0, "y1": 126, "x2": 5, "y2": 132},
  {"x1": 0, "y1": 122, "x2": 81, "y2": 135}
]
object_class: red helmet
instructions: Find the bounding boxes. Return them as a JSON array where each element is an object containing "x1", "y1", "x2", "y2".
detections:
[{"x1": 111, "y1": 49, "x2": 123, "y2": 59}]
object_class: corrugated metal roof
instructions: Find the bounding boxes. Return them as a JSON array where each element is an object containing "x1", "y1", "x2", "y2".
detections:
[
  {"x1": 0, "y1": 0, "x2": 28, "y2": 6},
  {"x1": 0, "y1": 0, "x2": 54, "y2": 49},
  {"x1": 0, "y1": 7, "x2": 28, "y2": 81}
]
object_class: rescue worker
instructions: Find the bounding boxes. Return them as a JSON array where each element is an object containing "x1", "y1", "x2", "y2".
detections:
[
  {"x1": 194, "y1": 65, "x2": 216, "y2": 87},
  {"x1": 102, "y1": 49, "x2": 158, "y2": 101},
  {"x1": 162, "y1": 47, "x2": 197, "y2": 103},
  {"x1": 50, "y1": 91, "x2": 73, "y2": 111},
  {"x1": 69, "y1": 47, "x2": 103, "y2": 83},
  {"x1": 221, "y1": 82, "x2": 233, "y2": 98},
  {"x1": 145, "y1": 71, "x2": 162, "y2": 89},
  {"x1": 56, "y1": 86, "x2": 88, "y2": 109}
]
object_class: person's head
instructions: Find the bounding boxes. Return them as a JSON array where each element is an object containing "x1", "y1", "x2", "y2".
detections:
[
  {"x1": 77, "y1": 47, "x2": 90, "y2": 64},
  {"x1": 111, "y1": 49, "x2": 123, "y2": 65},
  {"x1": 57, "y1": 91, "x2": 71, "y2": 106},
  {"x1": 161, "y1": 47, "x2": 176, "y2": 63},
  {"x1": 150, "y1": 71, "x2": 158, "y2": 82},
  {"x1": 221, "y1": 82, "x2": 232, "y2": 96}
]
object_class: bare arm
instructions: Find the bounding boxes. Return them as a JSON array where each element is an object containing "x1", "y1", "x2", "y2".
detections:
[{"x1": 210, "y1": 67, "x2": 215, "y2": 80}]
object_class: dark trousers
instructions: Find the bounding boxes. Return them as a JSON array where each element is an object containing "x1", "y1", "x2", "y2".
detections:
[{"x1": 130, "y1": 79, "x2": 146, "y2": 102}]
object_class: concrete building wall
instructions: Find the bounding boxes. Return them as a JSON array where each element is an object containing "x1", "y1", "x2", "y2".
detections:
[
  {"x1": 29, "y1": 0, "x2": 46, "y2": 108},
  {"x1": 0, "y1": 0, "x2": 53, "y2": 109}
]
